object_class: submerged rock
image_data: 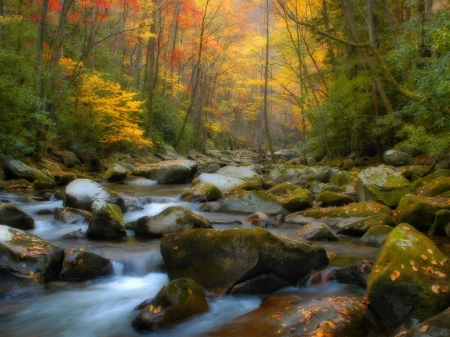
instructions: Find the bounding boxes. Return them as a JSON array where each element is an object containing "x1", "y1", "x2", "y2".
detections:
[
  {"x1": 160, "y1": 228, "x2": 328, "y2": 294},
  {"x1": 367, "y1": 224, "x2": 450, "y2": 330},
  {"x1": 0, "y1": 202, "x2": 35, "y2": 230},
  {"x1": 135, "y1": 206, "x2": 212, "y2": 238},
  {"x1": 132, "y1": 278, "x2": 209, "y2": 331}
]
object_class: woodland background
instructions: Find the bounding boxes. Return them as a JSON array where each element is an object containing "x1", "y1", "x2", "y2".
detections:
[{"x1": 1, "y1": 0, "x2": 449, "y2": 161}]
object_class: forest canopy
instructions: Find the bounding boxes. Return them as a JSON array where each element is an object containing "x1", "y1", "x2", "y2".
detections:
[{"x1": 0, "y1": 0, "x2": 449, "y2": 160}]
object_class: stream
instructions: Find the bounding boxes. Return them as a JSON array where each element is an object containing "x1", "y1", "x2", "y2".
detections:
[{"x1": 0, "y1": 180, "x2": 379, "y2": 336}]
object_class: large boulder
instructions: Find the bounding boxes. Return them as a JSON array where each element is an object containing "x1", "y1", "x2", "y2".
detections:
[
  {"x1": 2, "y1": 159, "x2": 54, "y2": 186},
  {"x1": 396, "y1": 195, "x2": 450, "y2": 231},
  {"x1": 289, "y1": 222, "x2": 339, "y2": 241},
  {"x1": 0, "y1": 225, "x2": 64, "y2": 283},
  {"x1": 383, "y1": 149, "x2": 415, "y2": 166},
  {"x1": 132, "y1": 278, "x2": 209, "y2": 331},
  {"x1": 132, "y1": 160, "x2": 197, "y2": 184},
  {"x1": 216, "y1": 190, "x2": 288, "y2": 215},
  {"x1": 356, "y1": 166, "x2": 413, "y2": 207},
  {"x1": 268, "y1": 165, "x2": 333, "y2": 185},
  {"x1": 0, "y1": 202, "x2": 35, "y2": 230},
  {"x1": 53, "y1": 151, "x2": 78, "y2": 168},
  {"x1": 360, "y1": 225, "x2": 394, "y2": 247},
  {"x1": 135, "y1": 206, "x2": 212, "y2": 238},
  {"x1": 61, "y1": 248, "x2": 114, "y2": 280},
  {"x1": 65, "y1": 179, "x2": 126, "y2": 212},
  {"x1": 316, "y1": 191, "x2": 354, "y2": 207},
  {"x1": 417, "y1": 176, "x2": 450, "y2": 197},
  {"x1": 160, "y1": 228, "x2": 328, "y2": 294},
  {"x1": 337, "y1": 214, "x2": 395, "y2": 237},
  {"x1": 207, "y1": 294, "x2": 377, "y2": 337},
  {"x1": 267, "y1": 183, "x2": 313, "y2": 212},
  {"x1": 216, "y1": 165, "x2": 262, "y2": 181},
  {"x1": 104, "y1": 164, "x2": 128, "y2": 183},
  {"x1": 180, "y1": 183, "x2": 223, "y2": 202},
  {"x1": 87, "y1": 199, "x2": 127, "y2": 241},
  {"x1": 367, "y1": 224, "x2": 450, "y2": 330},
  {"x1": 192, "y1": 173, "x2": 244, "y2": 192}
]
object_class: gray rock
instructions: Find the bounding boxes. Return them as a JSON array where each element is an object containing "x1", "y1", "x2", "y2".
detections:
[
  {"x1": 218, "y1": 190, "x2": 288, "y2": 215},
  {"x1": 132, "y1": 160, "x2": 197, "y2": 184},
  {"x1": 87, "y1": 199, "x2": 127, "y2": 241},
  {"x1": 54, "y1": 207, "x2": 92, "y2": 224},
  {"x1": 333, "y1": 260, "x2": 374, "y2": 287},
  {"x1": 2, "y1": 159, "x2": 54, "y2": 186},
  {"x1": 383, "y1": 149, "x2": 415, "y2": 166},
  {"x1": 53, "y1": 151, "x2": 78, "y2": 168},
  {"x1": 290, "y1": 222, "x2": 339, "y2": 241},
  {"x1": 180, "y1": 183, "x2": 223, "y2": 202},
  {"x1": 61, "y1": 248, "x2": 113, "y2": 280},
  {"x1": 104, "y1": 164, "x2": 128, "y2": 182},
  {"x1": 0, "y1": 203, "x2": 35, "y2": 230},
  {"x1": 192, "y1": 173, "x2": 244, "y2": 191},
  {"x1": 360, "y1": 225, "x2": 393, "y2": 247}
]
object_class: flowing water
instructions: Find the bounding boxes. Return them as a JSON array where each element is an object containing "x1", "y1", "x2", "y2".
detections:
[{"x1": 0, "y1": 180, "x2": 380, "y2": 336}]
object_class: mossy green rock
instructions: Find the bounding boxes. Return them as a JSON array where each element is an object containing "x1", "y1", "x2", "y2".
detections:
[
  {"x1": 330, "y1": 170, "x2": 357, "y2": 187},
  {"x1": 396, "y1": 195, "x2": 450, "y2": 231},
  {"x1": 397, "y1": 165, "x2": 431, "y2": 182},
  {"x1": 62, "y1": 248, "x2": 113, "y2": 280},
  {"x1": 206, "y1": 294, "x2": 377, "y2": 337},
  {"x1": 0, "y1": 225, "x2": 64, "y2": 283},
  {"x1": 266, "y1": 182, "x2": 299, "y2": 196},
  {"x1": 218, "y1": 190, "x2": 288, "y2": 215},
  {"x1": 0, "y1": 202, "x2": 35, "y2": 230},
  {"x1": 87, "y1": 199, "x2": 127, "y2": 241},
  {"x1": 337, "y1": 214, "x2": 395, "y2": 237},
  {"x1": 411, "y1": 169, "x2": 450, "y2": 190},
  {"x1": 360, "y1": 225, "x2": 393, "y2": 247},
  {"x1": 268, "y1": 165, "x2": 332, "y2": 185},
  {"x1": 104, "y1": 164, "x2": 128, "y2": 183},
  {"x1": 288, "y1": 202, "x2": 391, "y2": 221},
  {"x1": 2, "y1": 159, "x2": 55, "y2": 186},
  {"x1": 367, "y1": 224, "x2": 450, "y2": 330},
  {"x1": 192, "y1": 173, "x2": 244, "y2": 191},
  {"x1": 290, "y1": 222, "x2": 339, "y2": 241},
  {"x1": 266, "y1": 183, "x2": 313, "y2": 212},
  {"x1": 417, "y1": 176, "x2": 450, "y2": 197},
  {"x1": 316, "y1": 191, "x2": 354, "y2": 207},
  {"x1": 132, "y1": 278, "x2": 209, "y2": 331},
  {"x1": 180, "y1": 183, "x2": 223, "y2": 202},
  {"x1": 429, "y1": 210, "x2": 450, "y2": 236},
  {"x1": 135, "y1": 206, "x2": 212, "y2": 238},
  {"x1": 160, "y1": 228, "x2": 328, "y2": 294},
  {"x1": 356, "y1": 166, "x2": 413, "y2": 207}
]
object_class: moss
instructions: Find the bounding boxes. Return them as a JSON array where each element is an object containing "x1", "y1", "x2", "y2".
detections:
[
  {"x1": 411, "y1": 169, "x2": 450, "y2": 189},
  {"x1": 280, "y1": 188, "x2": 313, "y2": 212},
  {"x1": 180, "y1": 183, "x2": 222, "y2": 202},
  {"x1": 317, "y1": 191, "x2": 353, "y2": 207},
  {"x1": 417, "y1": 176, "x2": 450, "y2": 197},
  {"x1": 367, "y1": 224, "x2": 450, "y2": 330},
  {"x1": 296, "y1": 202, "x2": 392, "y2": 219},
  {"x1": 337, "y1": 214, "x2": 395, "y2": 236}
]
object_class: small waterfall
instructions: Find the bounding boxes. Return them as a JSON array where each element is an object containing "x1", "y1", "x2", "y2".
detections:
[
  {"x1": 111, "y1": 250, "x2": 164, "y2": 276},
  {"x1": 305, "y1": 269, "x2": 334, "y2": 287}
]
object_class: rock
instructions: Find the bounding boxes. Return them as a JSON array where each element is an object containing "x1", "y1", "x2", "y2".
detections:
[
  {"x1": 61, "y1": 248, "x2": 114, "y2": 280},
  {"x1": 267, "y1": 183, "x2": 313, "y2": 212},
  {"x1": 409, "y1": 307, "x2": 450, "y2": 337},
  {"x1": 287, "y1": 202, "x2": 392, "y2": 222},
  {"x1": 132, "y1": 278, "x2": 209, "y2": 331},
  {"x1": 356, "y1": 166, "x2": 413, "y2": 207},
  {"x1": 205, "y1": 149, "x2": 222, "y2": 158},
  {"x1": 217, "y1": 190, "x2": 288, "y2": 215},
  {"x1": 55, "y1": 173, "x2": 77, "y2": 187},
  {"x1": 87, "y1": 199, "x2": 127, "y2": 241},
  {"x1": 54, "y1": 207, "x2": 92, "y2": 224},
  {"x1": 180, "y1": 183, "x2": 223, "y2": 202},
  {"x1": 154, "y1": 144, "x2": 182, "y2": 161},
  {"x1": 160, "y1": 228, "x2": 328, "y2": 294},
  {"x1": 396, "y1": 195, "x2": 450, "y2": 231},
  {"x1": 0, "y1": 202, "x2": 35, "y2": 230},
  {"x1": 383, "y1": 149, "x2": 415, "y2": 166},
  {"x1": 411, "y1": 169, "x2": 450, "y2": 190},
  {"x1": 135, "y1": 206, "x2": 212, "y2": 238},
  {"x1": 216, "y1": 165, "x2": 262, "y2": 181},
  {"x1": 429, "y1": 210, "x2": 450, "y2": 236},
  {"x1": 290, "y1": 222, "x2": 339, "y2": 241},
  {"x1": 192, "y1": 173, "x2": 244, "y2": 192},
  {"x1": 246, "y1": 212, "x2": 268, "y2": 223},
  {"x1": 337, "y1": 214, "x2": 396, "y2": 237},
  {"x1": 201, "y1": 164, "x2": 220, "y2": 173},
  {"x1": 434, "y1": 157, "x2": 450, "y2": 170},
  {"x1": 53, "y1": 151, "x2": 78, "y2": 168},
  {"x1": 333, "y1": 260, "x2": 374, "y2": 287},
  {"x1": 316, "y1": 191, "x2": 354, "y2": 207},
  {"x1": 132, "y1": 160, "x2": 197, "y2": 184},
  {"x1": 104, "y1": 164, "x2": 128, "y2": 183},
  {"x1": 119, "y1": 192, "x2": 144, "y2": 211},
  {"x1": 206, "y1": 294, "x2": 377, "y2": 337},
  {"x1": 396, "y1": 165, "x2": 431, "y2": 182},
  {"x1": 65, "y1": 179, "x2": 127, "y2": 212},
  {"x1": 360, "y1": 225, "x2": 393, "y2": 247},
  {"x1": 230, "y1": 273, "x2": 291, "y2": 295},
  {"x1": 59, "y1": 229, "x2": 87, "y2": 240},
  {"x1": 268, "y1": 164, "x2": 333, "y2": 185},
  {"x1": 417, "y1": 176, "x2": 450, "y2": 197},
  {"x1": 367, "y1": 224, "x2": 450, "y2": 330},
  {"x1": 2, "y1": 159, "x2": 54, "y2": 186},
  {"x1": 36, "y1": 209, "x2": 53, "y2": 215},
  {"x1": 330, "y1": 170, "x2": 356, "y2": 187},
  {"x1": 0, "y1": 225, "x2": 64, "y2": 283}
]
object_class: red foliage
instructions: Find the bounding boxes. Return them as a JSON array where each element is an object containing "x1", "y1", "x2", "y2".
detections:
[{"x1": 178, "y1": 0, "x2": 202, "y2": 27}]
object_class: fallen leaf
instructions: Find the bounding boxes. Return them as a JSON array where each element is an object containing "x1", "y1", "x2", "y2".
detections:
[
  {"x1": 188, "y1": 289, "x2": 193, "y2": 296},
  {"x1": 77, "y1": 258, "x2": 83, "y2": 265},
  {"x1": 420, "y1": 254, "x2": 428, "y2": 261},
  {"x1": 421, "y1": 325, "x2": 429, "y2": 333},
  {"x1": 439, "y1": 272, "x2": 446, "y2": 278},
  {"x1": 403, "y1": 226, "x2": 410, "y2": 231},
  {"x1": 148, "y1": 305, "x2": 153, "y2": 311},
  {"x1": 20, "y1": 250, "x2": 26, "y2": 258},
  {"x1": 401, "y1": 264, "x2": 405, "y2": 269},
  {"x1": 410, "y1": 260, "x2": 415, "y2": 266},
  {"x1": 432, "y1": 285, "x2": 439, "y2": 294},
  {"x1": 29, "y1": 271, "x2": 35, "y2": 277},
  {"x1": 154, "y1": 306, "x2": 161, "y2": 314},
  {"x1": 68, "y1": 248, "x2": 74, "y2": 255},
  {"x1": 326, "y1": 321, "x2": 336, "y2": 329},
  {"x1": 173, "y1": 246, "x2": 179, "y2": 250},
  {"x1": 412, "y1": 266, "x2": 418, "y2": 272},
  {"x1": 391, "y1": 270, "x2": 401, "y2": 281},
  {"x1": 431, "y1": 259, "x2": 438, "y2": 265},
  {"x1": 427, "y1": 249, "x2": 434, "y2": 255}
]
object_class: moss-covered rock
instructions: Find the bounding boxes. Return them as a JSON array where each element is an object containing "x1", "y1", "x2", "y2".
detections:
[
  {"x1": 206, "y1": 294, "x2": 377, "y2": 337},
  {"x1": 0, "y1": 225, "x2": 64, "y2": 283},
  {"x1": 0, "y1": 202, "x2": 35, "y2": 230},
  {"x1": 429, "y1": 210, "x2": 450, "y2": 236},
  {"x1": 337, "y1": 214, "x2": 395, "y2": 237},
  {"x1": 316, "y1": 191, "x2": 354, "y2": 207},
  {"x1": 53, "y1": 207, "x2": 92, "y2": 224},
  {"x1": 417, "y1": 176, "x2": 450, "y2": 197},
  {"x1": 192, "y1": 173, "x2": 244, "y2": 191},
  {"x1": 266, "y1": 182, "x2": 313, "y2": 212},
  {"x1": 132, "y1": 160, "x2": 197, "y2": 184},
  {"x1": 61, "y1": 248, "x2": 113, "y2": 280},
  {"x1": 104, "y1": 164, "x2": 129, "y2": 183},
  {"x1": 356, "y1": 166, "x2": 413, "y2": 207},
  {"x1": 411, "y1": 169, "x2": 450, "y2": 190},
  {"x1": 180, "y1": 183, "x2": 223, "y2": 202},
  {"x1": 2, "y1": 159, "x2": 55, "y2": 187},
  {"x1": 360, "y1": 225, "x2": 393, "y2": 247},
  {"x1": 87, "y1": 199, "x2": 127, "y2": 241},
  {"x1": 333, "y1": 260, "x2": 374, "y2": 287},
  {"x1": 287, "y1": 202, "x2": 392, "y2": 221},
  {"x1": 217, "y1": 190, "x2": 288, "y2": 215},
  {"x1": 132, "y1": 278, "x2": 209, "y2": 331},
  {"x1": 160, "y1": 228, "x2": 328, "y2": 294},
  {"x1": 367, "y1": 224, "x2": 450, "y2": 330},
  {"x1": 268, "y1": 164, "x2": 333, "y2": 185},
  {"x1": 135, "y1": 206, "x2": 212, "y2": 238},
  {"x1": 397, "y1": 165, "x2": 431, "y2": 182},
  {"x1": 396, "y1": 195, "x2": 450, "y2": 231},
  {"x1": 330, "y1": 170, "x2": 358, "y2": 187},
  {"x1": 289, "y1": 222, "x2": 339, "y2": 241}
]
